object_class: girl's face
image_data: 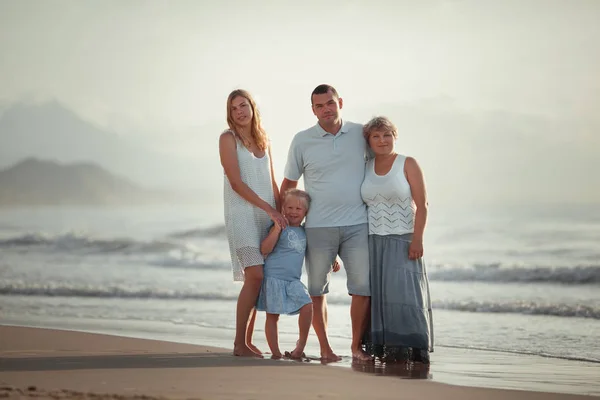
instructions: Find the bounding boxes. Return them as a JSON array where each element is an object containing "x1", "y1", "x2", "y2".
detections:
[
  {"x1": 368, "y1": 129, "x2": 396, "y2": 156},
  {"x1": 230, "y1": 95, "x2": 253, "y2": 128},
  {"x1": 283, "y1": 196, "x2": 307, "y2": 226}
]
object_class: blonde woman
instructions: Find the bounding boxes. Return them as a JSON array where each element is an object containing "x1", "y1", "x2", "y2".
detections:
[
  {"x1": 360, "y1": 116, "x2": 434, "y2": 364},
  {"x1": 219, "y1": 89, "x2": 286, "y2": 357}
]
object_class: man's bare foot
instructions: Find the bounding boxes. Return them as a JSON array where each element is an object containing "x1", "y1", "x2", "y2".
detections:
[
  {"x1": 320, "y1": 350, "x2": 342, "y2": 363},
  {"x1": 247, "y1": 343, "x2": 263, "y2": 355},
  {"x1": 233, "y1": 345, "x2": 263, "y2": 358},
  {"x1": 352, "y1": 349, "x2": 374, "y2": 362}
]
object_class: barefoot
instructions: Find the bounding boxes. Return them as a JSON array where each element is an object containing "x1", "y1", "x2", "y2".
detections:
[
  {"x1": 247, "y1": 343, "x2": 263, "y2": 355},
  {"x1": 286, "y1": 349, "x2": 306, "y2": 360},
  {"x1": 270, "y1": 352, "x2": 283, "y2": 360},
  {"x1": 352, "y1": 349, "x2": 374, "y2": 362},
  {"x1": 233, "y1": 345, "x2": 263, "y2": 358},
  {"x1": 320, "y1": 350, "x2": 342, "y2": 363}
]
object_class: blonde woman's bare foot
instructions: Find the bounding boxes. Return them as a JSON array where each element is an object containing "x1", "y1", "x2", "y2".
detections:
[
  {"x1": 352, "y1": 349, "x2": 374, "y2": 362},
  {"x1": 270, "y1": 352, "x2": 283, "y2": 360},
  {"x1": 233, "y1": 345, "x2": 263, "y2": 358},
  {"x1": 247, "y1": 343, "x2": 263, "y2": 355}
]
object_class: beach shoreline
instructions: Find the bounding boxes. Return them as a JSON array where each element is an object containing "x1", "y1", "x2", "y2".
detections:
[{"x1": 1, "y1": 325, "x2": 598, "y2": 400}]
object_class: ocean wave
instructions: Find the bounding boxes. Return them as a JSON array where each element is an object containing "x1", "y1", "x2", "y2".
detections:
[
  {"x1": 432, "y1": 300, "x2": 600, "y2": 320},
  {"x1": 168, "y1": 225, "x2": 226, "y2": 239},
  {"x1": 0, "y1": 232, "x2": 194, "y2": 255},
  {"x1": 0, "y1": 283, "x2": 238, "y2": 301},
  {"x1": 429, "y1": 264, "x2": 600, "y2": 284},
  {"x1": 148, "y1": 255, "x2": 228, "y2": 270},
  {"x1": 1, "y1": 283, "x2": 599, "y2": 320}
]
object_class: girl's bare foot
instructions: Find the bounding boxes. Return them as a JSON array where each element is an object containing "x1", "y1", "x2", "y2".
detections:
[
  {"x1": 270, "y1": 352, "x2": 283, "y2": 359},
  {"x1": 233, "y1": 344, "x2": 263, "y2": 358},
  {"x1": 247, "y1": 343, "x2": 263, "y2": 355}
]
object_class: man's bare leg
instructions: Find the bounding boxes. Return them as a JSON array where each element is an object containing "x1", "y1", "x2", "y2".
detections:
[
  {"x1": 311, "y1": 295, "x2": 341, "y2": 361},
  {"x1": 246, "y1": 308, "x2": 262, "y2": 355},
  {"x1": 351, "y1": 294, "x2": 373, "y2": 361}
]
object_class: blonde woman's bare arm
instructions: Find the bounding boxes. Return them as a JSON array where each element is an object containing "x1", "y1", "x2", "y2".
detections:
[{"x1": 219, "y1": 132, "x2": 286, "y2": 228}]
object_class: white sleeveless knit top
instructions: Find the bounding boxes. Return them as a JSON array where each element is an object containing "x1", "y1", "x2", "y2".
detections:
[{"x1": 360, "y1": 154, "x2": 415, "y2": 235}]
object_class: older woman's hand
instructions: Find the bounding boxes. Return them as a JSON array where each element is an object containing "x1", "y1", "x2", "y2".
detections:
[{"x1": 408, "y1": 239, "x2": 424, "y2": 260}]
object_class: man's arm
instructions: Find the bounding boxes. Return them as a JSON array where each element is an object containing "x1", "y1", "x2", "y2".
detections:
[{"x1": 279, "y1": 178, "x2": 298, "y2": 203}]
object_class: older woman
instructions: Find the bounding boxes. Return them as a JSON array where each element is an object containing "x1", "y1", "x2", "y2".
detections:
[{"x1": 360, "y1": 116, "x2": 434, "y2": 364}]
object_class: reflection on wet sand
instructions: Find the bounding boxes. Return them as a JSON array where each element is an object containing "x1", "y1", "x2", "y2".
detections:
[{"x1": 351, "y1": 360, "x2": 432, "y2": 380}]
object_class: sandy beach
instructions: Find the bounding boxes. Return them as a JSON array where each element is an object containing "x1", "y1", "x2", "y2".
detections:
[{"x1": 0, "y1": 326, "x2": 597, "y2": 400}]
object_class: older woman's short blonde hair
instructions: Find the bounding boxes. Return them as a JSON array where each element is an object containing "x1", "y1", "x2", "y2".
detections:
[{"x1": 363, "y1": 116, "x2": 398, "y2": 140}]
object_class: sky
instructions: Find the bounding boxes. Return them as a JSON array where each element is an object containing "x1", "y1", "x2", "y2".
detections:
[{"x1": 1, "y1": 0, "x2": 599, "y2": 205}]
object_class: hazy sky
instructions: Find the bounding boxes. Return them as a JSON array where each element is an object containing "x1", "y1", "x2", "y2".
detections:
[{"x1": 1, "y1": 0, "x2": 599, "y2": 205}]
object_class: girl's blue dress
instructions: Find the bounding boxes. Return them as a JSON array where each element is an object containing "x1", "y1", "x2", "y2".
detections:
[{"x1": 256, "y1": 226, "x2": 312, "y2": 315}]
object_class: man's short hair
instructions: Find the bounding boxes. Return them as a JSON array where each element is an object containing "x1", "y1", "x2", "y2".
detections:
[{"x1": 311, "y1": 84, "x2": 339, "y2": 104}]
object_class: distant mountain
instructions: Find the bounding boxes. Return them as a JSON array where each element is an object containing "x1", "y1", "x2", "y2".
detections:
[
  {"x1": 0, "y1": 158, "x2": 177, "y2": 206},
  {"x1": 0, "y1": 100, "x2": 216, "y2": 195}
]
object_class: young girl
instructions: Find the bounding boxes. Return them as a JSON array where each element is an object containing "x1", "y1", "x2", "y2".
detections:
[{"x1": 256, "y1": 189, "x2": 338, "y2": 359}]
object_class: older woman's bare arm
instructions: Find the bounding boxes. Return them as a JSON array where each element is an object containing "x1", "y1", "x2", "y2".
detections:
[{"x1": 405, "y1": 156, "x2": 428, "y2": 260}]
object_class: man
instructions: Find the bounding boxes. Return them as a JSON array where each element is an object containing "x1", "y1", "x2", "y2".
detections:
[{"x1": 280, "y1": 84, "x2": 372, "y2": 361}]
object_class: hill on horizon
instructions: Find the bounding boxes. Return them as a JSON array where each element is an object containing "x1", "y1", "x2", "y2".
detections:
[
  {"x1": 0, "y1": 100, "x2": 216, "y2": 195},
  {"x1": 0, "y1": 158, "x2": 179, "y2": 207}
]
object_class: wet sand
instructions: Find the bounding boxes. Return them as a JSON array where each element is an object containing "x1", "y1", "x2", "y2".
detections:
[{"x1": 0, "y1": 326, "x2": 597, "y2": 400}]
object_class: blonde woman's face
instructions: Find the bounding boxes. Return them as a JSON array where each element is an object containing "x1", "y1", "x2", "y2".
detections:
[
  {"x1": 368, "y1": 129, "x2": 395, "y2": 156},
  {"x1": 230, "y1": 96, "x2": 253, "y2": 127}
]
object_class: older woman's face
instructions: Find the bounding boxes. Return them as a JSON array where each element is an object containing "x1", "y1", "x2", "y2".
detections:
[{"x1": 368, "y1": 129, "x2": 395, "y2": 156}]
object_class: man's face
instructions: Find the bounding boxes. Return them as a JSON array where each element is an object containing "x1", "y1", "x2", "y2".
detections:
[{"x1": 311, "y1": 90, "x2": 343, "y2": 125}]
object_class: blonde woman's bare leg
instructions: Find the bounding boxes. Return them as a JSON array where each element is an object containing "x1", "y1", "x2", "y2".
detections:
[
  {"x1": 233, "y1": 265, "x2": 263, "y2": 357},
  {"x1": 246, "y1": 308, "x2": 263, "y2": 355}
]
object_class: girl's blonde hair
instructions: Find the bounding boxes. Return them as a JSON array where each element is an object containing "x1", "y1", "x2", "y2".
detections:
[
  {"x1": 283, "y1": 189, "x2": 311, "y2": 211},
  {"x1": 226, "y1": 89, "x2": 269, "y2": 151},
  {"x1": 363, "y1": 116, "x2": 398, "y2": 141}
]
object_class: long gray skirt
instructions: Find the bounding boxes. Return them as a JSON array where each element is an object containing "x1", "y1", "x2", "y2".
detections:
[{"x1": 364, "y1": 233, "x2": 434, "y2": 358}]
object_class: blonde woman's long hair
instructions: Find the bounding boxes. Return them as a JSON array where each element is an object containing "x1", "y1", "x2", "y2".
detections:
[{"x1": 226, "y1": 89, "x2": 269, "y2": 151}]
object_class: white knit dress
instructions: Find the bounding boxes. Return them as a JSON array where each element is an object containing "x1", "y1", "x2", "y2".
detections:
[{"x1": 223, "y1": 132, "x2": 276, "y2": 281}]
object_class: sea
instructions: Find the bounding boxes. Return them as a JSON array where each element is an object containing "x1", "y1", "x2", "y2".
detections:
[{"x1": 1, "y1": 203, "x2": 599, "y2": 395}]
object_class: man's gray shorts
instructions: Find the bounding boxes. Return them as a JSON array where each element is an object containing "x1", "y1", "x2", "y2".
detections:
[{"x1": 305, "y1": 223, "x2": 370, "y2": 297}]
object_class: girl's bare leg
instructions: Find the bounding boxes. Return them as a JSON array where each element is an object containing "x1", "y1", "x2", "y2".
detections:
[
  {"x1": 290, "y1": 304, "x2": 313, "y2": 359},
  {"x1": 233, "y1": 265, "x2": 263, "y2": 357},
  {"x1": 265, "y1": 313, "x2": 282, "y2": 358},
  {"x1": 246, "y1": 308, "x2": 262, "y2": 355}
]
